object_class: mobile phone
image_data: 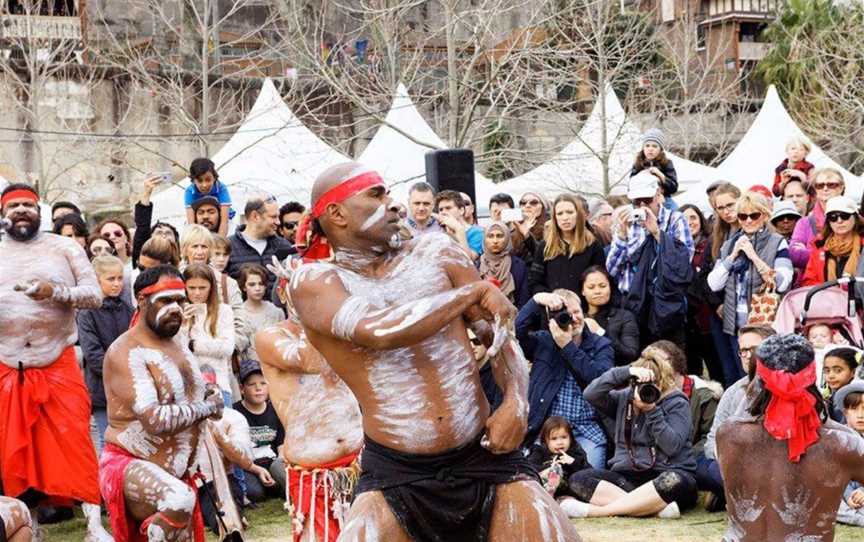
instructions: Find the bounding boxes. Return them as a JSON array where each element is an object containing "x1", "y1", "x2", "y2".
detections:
[
  {"x1": 191, "y1": 303, "x2": 207, "y2": 319},
  {"x1": 501, "y1": 208, "x2": 524, "y2": 223},
  {"x1": 157, "y1": 171, "x2": 172, "y2": 183}
]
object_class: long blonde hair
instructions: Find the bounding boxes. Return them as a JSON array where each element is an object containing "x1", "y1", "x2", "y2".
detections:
[
  {"x1": 182, "y1": 263, "x2": 220, "y2": 337},
  {"x1": 544, "y1": 194, "x2": 595, "y2": 260},
  {"x1": 710, "y1": 183, "x2": 741, "y2": 259}
]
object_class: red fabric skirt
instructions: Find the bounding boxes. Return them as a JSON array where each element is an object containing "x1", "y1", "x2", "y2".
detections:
[
  {"x1": 0, "y1": 346, "x2": 100, "y2": 504},
  {"x1": 100, "y1": 443, "x2": 205, "y2": 542},
  {"x1": 288, "y1": 450, "x2": 361, "y2": 542}
]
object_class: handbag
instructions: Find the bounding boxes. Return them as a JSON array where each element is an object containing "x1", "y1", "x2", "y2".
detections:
[{"x1": 747, "y1": 275, "x2": 780, "y2": 325}]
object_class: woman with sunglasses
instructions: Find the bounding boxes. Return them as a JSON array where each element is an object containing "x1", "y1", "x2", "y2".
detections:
[
  {"x1": 800, "y1": 196, "x2": 864, "y2": 287},
  {"x1": 510, "y1": 192, "x2": 549, "y2": 266},
  {"x1": 789, "y1": 168, "x2": 846, "y2": 273},
  {"x1": 707, "y1": 192, "x2": 793, "y2": 386}
]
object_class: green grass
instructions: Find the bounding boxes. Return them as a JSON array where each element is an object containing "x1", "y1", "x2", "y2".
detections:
[{"x1": 41, "y1": 498, "x2": 864, "y2": 541}]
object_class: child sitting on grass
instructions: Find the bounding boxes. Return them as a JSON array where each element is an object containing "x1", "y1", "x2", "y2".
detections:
[
  {"x1": 527, "y1": 416, "x2": 589, "y2": 511},
  {"x1": 833, "y1": 381, "x2": 864, "y2": 526}
]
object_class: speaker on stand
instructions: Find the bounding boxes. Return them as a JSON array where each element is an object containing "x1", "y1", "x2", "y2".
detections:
[{"x1": 424, "y1": 149, "x2": 476, "y2": 206}]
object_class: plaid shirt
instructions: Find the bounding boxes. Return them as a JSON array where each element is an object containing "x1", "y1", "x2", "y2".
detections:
[
  {"x1": 606, "y1": 206, "x2": 694, "y2": 294},
  {"x1": 548, "y1": 369, "x2": 606, "y2": 446}
]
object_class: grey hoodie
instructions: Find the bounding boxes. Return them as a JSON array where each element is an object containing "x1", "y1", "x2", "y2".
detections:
[{"x1": 585, "y1": 366, "x2": 697, "y2": 472}]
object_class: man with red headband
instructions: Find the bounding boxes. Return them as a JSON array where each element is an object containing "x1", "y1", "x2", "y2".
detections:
[
  {"x1": 100, "y1": 265, "x2": 224, "y2": 542},
  {"x1": 254, "y1": 257, "x2": 363, "y2": 542},
  {"x1": 0, "y1": 183, "x2": 111, "y2": 541},
  {"x1": 718, "y1": 334, "x2": 864, "y2": 541},
  {"x1": 290, "y1": 162, "x2": 581, "y2": 541}
]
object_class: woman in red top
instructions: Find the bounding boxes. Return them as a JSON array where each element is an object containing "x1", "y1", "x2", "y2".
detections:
[{"x1": 801, "y1": 196, "x2": 864, "y2": 286}]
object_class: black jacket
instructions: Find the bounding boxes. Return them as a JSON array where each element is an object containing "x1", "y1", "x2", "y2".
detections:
[
  {"x1": 528, "y1": 239, "x2": 606, "y2": 295},
  {"x1": 226, "y1": 230, "x2": 294, "y2": 294},
  {"x1": 77, "y1": 296, "x2": 134, "y2": 408},
  {"x1": 132, "y1": 201, "x2": 153, "y2": 269},
  {"x1": 526, "y1": 441, "x2": 590, "y2": 479},
  {"x1": 631, "y1": 160, "x2": 678, "y2": 196},
  {"x1": 592, "y1": 305, "x2": 640, "y2": 366}
]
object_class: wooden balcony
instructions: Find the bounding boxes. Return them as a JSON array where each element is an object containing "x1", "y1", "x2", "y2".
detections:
[
  {"x1": 0, "y1": 14, "x2": 81, "y2": 41},
  {"x1": 700, "y1": 0, "x2": 779, "y2": 25}
]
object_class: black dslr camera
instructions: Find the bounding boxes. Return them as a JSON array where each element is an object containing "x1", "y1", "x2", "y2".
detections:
[
  {"x1": 548, "y1": 308, "x2": 573, "y2": 329},
  {"x1": 630, "y1": 376, "x2": 661, "y2": 404}
]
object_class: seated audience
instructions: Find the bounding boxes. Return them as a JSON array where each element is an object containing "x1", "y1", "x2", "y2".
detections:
[
  {"x1": 580, "y1": 265, "x2": 639, "y2": 366},
  {"x1": 527, "y1": 416, "x2": 590, "y2": 500},
  {"x1": 478, "y1": 221, "x2": 530, "y2": 308},
  {"x1": 834, "y1": 381, "x2": 864, "y2": 527}
]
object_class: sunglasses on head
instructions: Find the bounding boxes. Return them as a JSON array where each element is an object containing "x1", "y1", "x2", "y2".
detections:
[
  {"x1": 519, "y1": 199, "x2": 541, "y2": 206},
  {"x1": 282, "y1": 221, "x2": 298, "y2": 229},
  {"x1": 815, "y1": 181, "x2": 842, "y2": 191},
  {"x1": 737, "y1": 212, "x2": 762, "y2": 222},
  {"x1": 827, "y1": 211, "x2": 854, "y2": 223}
]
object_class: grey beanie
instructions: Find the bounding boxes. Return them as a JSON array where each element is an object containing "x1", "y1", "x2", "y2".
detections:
[
  {"x1": 755, "y1": 334, "x2": 814, "y2": 374},
  {"x1": 641, "y1": 128, "x2": 665, "y2": 150}
]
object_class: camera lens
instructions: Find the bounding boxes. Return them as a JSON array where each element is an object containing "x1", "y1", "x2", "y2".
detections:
[
  {"x1": 637, "y1": 383, "x2": 661, "y2": 404},
  {"x1": 552, "y1": 309, "x2": 573, "y2": 329}
]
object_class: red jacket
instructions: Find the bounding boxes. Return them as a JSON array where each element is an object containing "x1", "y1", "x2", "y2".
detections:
[
  {"x1": 773, "y1": 158, "x2": 815, "y2": 196},
  {"x1": 800, "y1": 237, "x2": 864, "y2": 286}
]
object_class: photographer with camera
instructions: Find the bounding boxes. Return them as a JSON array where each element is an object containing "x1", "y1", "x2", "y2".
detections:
[
  {"x1": 564, "y1": 343, "x2": 698, "y2": 519},
  {"x1": 516, "y1": 289, "x2": 614, "y2": 469}
]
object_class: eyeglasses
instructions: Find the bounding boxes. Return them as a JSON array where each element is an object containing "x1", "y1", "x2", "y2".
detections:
[
  {"x1": 91, "y1": 245, "x2": 115, "y2": 256},
  {"x1": 519, "y1": 199, "x2": 541, "y2": 206},
  {"x1": 815, "y1": 181, "x2": 842, "y2": 191},
  {"x1": 827, "y1": 211, "x2": 854, "y2": 223},
  {"x1": 469, "y1": 338, "x2": 482, "y2": 346},
  {"x1": 102, "y1": 230, "x2": 125, "y2": 239},
  {"x1": 773, "y1": 215, "x2": 798, "y2": 223},
  {"x1": 737, "y1": 212, "x2": 763, "y2": 222},
  {"x1": 715, "y1": 202, "x2": 736, "y2": 213},
  {"x1": 282, "y1": 221, "x2": 298, "y2": 230}
]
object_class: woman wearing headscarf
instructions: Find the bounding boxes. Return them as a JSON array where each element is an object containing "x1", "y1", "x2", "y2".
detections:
[
  {"x1": 478, "y1": 221, "x2": 530, "y2": 309},
  {"x1": 510, "y1": 191, "x2": 549, "y2": 267}
]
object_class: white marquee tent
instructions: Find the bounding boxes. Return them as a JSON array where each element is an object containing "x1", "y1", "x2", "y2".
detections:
[
  {"x1": 716, "y1": 85, "x2": 862, "y2": 201},
  {"x1": 358, "y1": 83, "x2": 499, "y2": 213},
  {"x1": 496, "y1": 86, "x2": 718, "y2": 204},
  {"x1": 151, "y1": 78, "x2": 351, "y2": 227}
]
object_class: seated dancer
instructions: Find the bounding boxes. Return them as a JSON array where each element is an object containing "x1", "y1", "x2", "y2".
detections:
[
  {"x1": 718, "y1": 334, "x2": 864, "y2": 541},
  {"x1": 255, "y1": 257, "x2": 363, "y2": 542},
  {"x1": 0, "y1": 497, "x2": 32, "y2": 542},
  {"x1": 101, "y1": 265, "x2": 225, "y2": 542},
  {"x1": 0, "y1": 183, "x2": 110, "y2": 542},
  {"x1": 289, "y1": 162, "x2": 581, "y2": 541}
]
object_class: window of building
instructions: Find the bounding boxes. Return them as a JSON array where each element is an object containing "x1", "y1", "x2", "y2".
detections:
[
  {"x1": 6, "y1": 1, "x2": 77, "y2": 16},
  {"x1": 696, "y1": 24, "x2": 706, "y2": 51},
  {"x1": 661, "y1": 0, "x2": 675, "y2": 22}
]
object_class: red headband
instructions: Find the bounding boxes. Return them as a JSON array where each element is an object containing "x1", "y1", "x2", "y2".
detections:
[
  {"x1": 756, "y1": 360, "x2": 820, "y2": 463},
  {"x1": 1, "y1": 189, "x2": 39, "y2": 207},
  {"x1": 139, "y1": 278, "x2": 186, "y2": 297},
  {"x1": 311, "y1": 171, "x2": 385, "y2": 218}
]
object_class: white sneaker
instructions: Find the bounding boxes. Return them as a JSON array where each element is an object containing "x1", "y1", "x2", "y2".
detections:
[
  {"x1": 658, "y1": 502, "x2": 681, "y2": 519},
  {"x1": 558, "y1": 498, "x2": 590, "y2": 518}
]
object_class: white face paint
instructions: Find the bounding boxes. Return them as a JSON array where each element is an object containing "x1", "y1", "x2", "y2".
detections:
[
  {"x1": 154, "y1": 302, "x2": 182, "y2": 325},
  {"x1": 360, "y1": 203, "x2": 386, "y2": 232}
]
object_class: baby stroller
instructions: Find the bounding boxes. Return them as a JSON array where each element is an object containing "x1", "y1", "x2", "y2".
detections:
[{"x1": 773, "y1": 278, "x2": 864, "y2": 347}]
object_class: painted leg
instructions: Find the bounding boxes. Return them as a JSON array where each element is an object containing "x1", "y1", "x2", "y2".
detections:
[
  {"x1": 337, "y1": 491, "x2": 411, "y2": 542},
  {"x1": 123, "y1": 461, "x2": 197, "y2": 541},
  {"x1": 589, "y1": 480, "x2": 629, "y2": 507},
  {"x1": 488, "y1": 480, "x2": 582, "y2": 542},
  {"x1": 82, "y1": 502, "x2": 113, "y2": 542},
  {"x1": 586, "y1": 480, "x2": 668, "y2": 518},
  {"x1": 1, "y1": 498, "x2": 33, "y2": 542}
]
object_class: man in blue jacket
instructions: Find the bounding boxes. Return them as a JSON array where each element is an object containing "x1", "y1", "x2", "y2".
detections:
[{"x1": 517, "y1": 288, "x2": 614, "y2": 469}]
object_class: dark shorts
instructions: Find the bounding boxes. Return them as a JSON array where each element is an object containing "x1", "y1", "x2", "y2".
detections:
[
  {"x1": 355, "y1": 433, "x2": 538, "y2": 542},
  {"x1": 568, "y1": 468, "x2": 698, "y2": 510}
]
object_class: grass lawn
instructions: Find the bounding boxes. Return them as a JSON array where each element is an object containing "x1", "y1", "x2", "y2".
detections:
[{"x1": 42, "y1": 498, "x2": 863, "y2": 541}]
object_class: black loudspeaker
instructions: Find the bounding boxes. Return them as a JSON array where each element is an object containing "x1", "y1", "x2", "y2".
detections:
[{"x1": 425, "y1": 149, "x2": 476, "y2": 205}]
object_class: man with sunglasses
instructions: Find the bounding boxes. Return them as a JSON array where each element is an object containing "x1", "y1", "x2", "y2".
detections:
[
  {"x1": 278, "y1": 201, "x2": 305, "y2": 244},
  {"x1": 607, "y1": 172, "x2": 694, "y2": 348}
]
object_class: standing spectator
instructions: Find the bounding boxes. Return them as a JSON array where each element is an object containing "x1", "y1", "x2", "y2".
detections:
[
  {"x1": 580, "y1": 265, "x2": 640, "y2": 366},
  {"x1": 517, "y1": 289, "x2": 614, "y2": 469},
  {"x1": 238, "y1": 264, "x2": 283, "y2": 361},
  {"x1": 680, "y1": 204, "x2": 722, "y2": 380},
  {"x1": 567, "y1": 344, "x2": 698, "y2": 519},
  {"x1": 53, "y1": 213, "x2": 88, "y2": 249},
  {"x1": 530, "y1": 193, "x2": 605, "y2": 295},
  {"x1": 781, "y1": 177, "x2": 812, "y2": 217},
  {"x1": 406, "y1": 182, "x2": 442, "y2": 236},
  {"x1": 76, "y1": 255, "x2": 133, "y2": 456},
  {"x1": 824, "y1": 347, "x2": 859, "y2": 422},
  {"x1": 185, "y1": 157, "x2": 231, "y2": 237},
  {"x1": 181, "y1": 264, "x2": 236, "y2": 403},
  {"x1": 190, "y1": 196, "x2": 222, "y2": 234},
  {"x1": 233, "y1": 361, "x2": 287, "y2": 502},
  {"x1": 131, "y1": 175, "x2": 181, "y2": 268},
  {"x1": 435, "y1": 189, "x2": 484, "y2": 259},
  {"x1": 137, "y1": 236, "x2": 180, "y2": 270},
  {"x1": 51, "y1": 200, "x2": 81, "y2": 223},
  {"x1": 460, "y1": 192, "x2": 477, "y2": 225},
  {"x1": 708, "y1": 193, "x2": 792, "y2": 386},
  {"x1": 478, "y1": 222, "x2": 530, "y2": 308},
  {"x1": 512, "y1": 191, "x2": 549, "y2": 266},
  {"x1": 631, "y1": 128, "x2": 678, "y2": 210},
  {"x1": 770, "y1": 200, "x2": 802, "y2": 241},
  {"x1": 86, "y1": 234, "x2": 116, "y2": 260},
  {"x1": 489, "y1": 193, "x2": 515, "y2": 222},
  {"x1": 801, "y1": 196, "x2": 864, "y2": 286},
  {"x1": 607, "y1": 172, "x2": 694, "y2": 348},
  {"x1": 211, "y1": 234, "x2": 232, "y2": 273},
  {"x1": 589, "y1": 200, "x2": 615, "y2": 248},
  {"x1": 772, "y1": 136, "x2": 814, "y2": 197},
  {"x1": 789, "y1": 168, "x2": 846, "y2": 272},
  {"x1": 226, "y1": 195, "x2": 292, "y2": 294},
  {"x1": 278, "y1": 201, "x2": 305, "y2": 243},
  {"x1": 701, "y1": 325, "x2": 775, "y2": 511},
  {"x1": 96, "y1": 218, "x2": 132, "y2": 269}
]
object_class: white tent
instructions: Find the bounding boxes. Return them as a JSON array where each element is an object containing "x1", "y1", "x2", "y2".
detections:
[
  {"x1": 358, "y1": 83, "x2": 499, "y2": 213},
  {"x1": 716, "y1": 85, "x2": 862, "y2": 200},
  {"x1": 497, "y1": 85, "x2": 718, "y2": 204},
  {"x1": 151, "y1": 78, "x2": 352, "y2": 227}
]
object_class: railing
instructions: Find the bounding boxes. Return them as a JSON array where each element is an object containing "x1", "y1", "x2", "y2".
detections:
[
  {"x1": 702, "y1": 0, "x2": 779, "y2": 18},
  {"x1": 0, "y1": 15, "x2": 81, "y2": 41}
]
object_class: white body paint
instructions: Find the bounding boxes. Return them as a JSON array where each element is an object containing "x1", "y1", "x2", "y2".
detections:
[{"x1": 360, "y1": 203, "x2": 386, "y2": 231}]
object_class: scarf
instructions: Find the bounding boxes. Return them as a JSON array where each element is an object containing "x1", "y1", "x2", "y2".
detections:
[
  {"x1": 756, "y1": 361, "x2": 821, "y2": 463},
  {"x1": 824, "y1": 232, "x2": 860, "y2": 281},
  {"x1": 479, "y1": 222, "x2": 516, "y2": 300}
]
